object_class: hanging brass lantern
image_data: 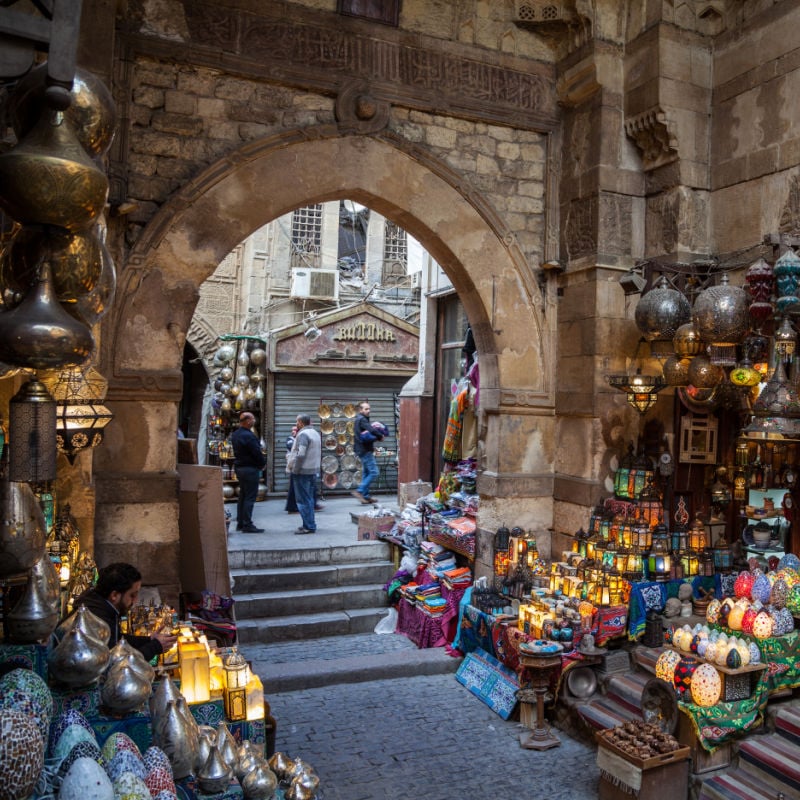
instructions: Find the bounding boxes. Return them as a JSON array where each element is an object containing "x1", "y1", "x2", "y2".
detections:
[
  {"x1": 0, "y1": 109, "x2": 108, "y2": 232},
  {"x1": 687, "y1": 354, "x2": 724, "y2": 389},
  {"x1": 0, "y1": 260, "x2": 94, "y2": 370}
]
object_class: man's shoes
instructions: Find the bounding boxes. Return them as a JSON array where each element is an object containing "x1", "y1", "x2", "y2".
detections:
[
  {"x1": 361, "y1": 497, "x2": 374, "y2": 505},
  {"x1": 351, "y1": 490, "x2": 365, "y2": 502},
  {"x1": 240, "y1": 525, "x2": 264, "y2": 533},
  {"x1": 294, "y1": 527, "x2": 315, "y2": 535},
  {"x1": 286, "y1": 510, "x2": 299, "y2": 514},
  {"x1": 314, "y1": 504, "x2": 325, "y2": 511}
]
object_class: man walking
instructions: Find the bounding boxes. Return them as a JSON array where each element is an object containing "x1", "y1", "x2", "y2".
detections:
[
  {"x1": 231, "y1": 411, "x2": 266, "y2": 533},
  {"x1": 288, "y1": 413, "x2": 321, "y2": 534},
  {"x1": 352, "y1": 401, "x2": 388, "y2": 504}
]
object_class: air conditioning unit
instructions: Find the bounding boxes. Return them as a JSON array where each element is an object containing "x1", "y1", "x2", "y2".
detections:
[
  {"x1": 290, "y1": 268, "x2": 339, "y2": 300},
  {"x1": 410, "y1": 272, "x2": 423, "y2": 289}
]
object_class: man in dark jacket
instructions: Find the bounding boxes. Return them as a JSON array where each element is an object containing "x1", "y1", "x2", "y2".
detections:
[
  {"x1": 352, "y1": 401, "x2": 388, "y2": 504},
  {"x1": 231, "y1": 411, "x2": 267, "y2": 533},
  {"x1": 72, "y1": 562, "x2": 176, "y2": 662}
]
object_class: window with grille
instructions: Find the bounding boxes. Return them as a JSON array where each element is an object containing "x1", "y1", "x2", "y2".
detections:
[
  {"x1": 291, "y1": 204, "x2": 323, "y2": 268},
  {"x1": 382, "y1": 221, "x2": 408, "y2": 285}
]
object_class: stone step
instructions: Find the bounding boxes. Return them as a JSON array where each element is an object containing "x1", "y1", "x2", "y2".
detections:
[
  {"x1": 228, "y1": 540, "x2": 391, "y2": 570},
  {"x1": 256, "y1": 647, "x2": 460, "y2": 693},
  {"x1": 231, "y1": 560, "x2": 394, "y2": 594},
  {"x1": 236, "y1": 607, "x2": 389, "y2": 643},
  {"x1": 235, "y1": 583, "x2": 389, "y2": 618}
]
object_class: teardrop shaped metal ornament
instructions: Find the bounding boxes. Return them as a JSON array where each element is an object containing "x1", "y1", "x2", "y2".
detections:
[
  {"x1": 47, "y1": 625, "x2": 110, "y2": 687},
  {"x1": 0, "y1": 109, "x2": 108, "y2": 231},
  {"x1": 101, "y1": 660, "x2": 152, "y2": 714},
  {"x1": 242, "y1": 763, "x2": 279, "y2": 800},
  {"x1": 7, "y1": 571, "x2": 58, "y2": 643},
  {"x1": 197, "y1": 743, "x2": 234, "y2": 794},
  {"x1": 0, "y1": 259, "x2": 94, "y2": 369},
  {"x1": 30, "y1": 551, "x2": 61, "y2": 612},
  {"x1": 56, "y1": 603, "x2": 111, "y2": 646},
  {"x1": 149, "y1": 676, "x2": 183, "y2": 721},
  {"x1": 0, "y1": 477, "x2": 47, "y2": 578},
  {"x1": 152, "y1": 699, "x2": 197, "y2": 779}
]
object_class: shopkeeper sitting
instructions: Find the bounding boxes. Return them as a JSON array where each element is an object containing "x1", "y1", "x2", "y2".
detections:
[{"x1": 71, "y1": 562, "x2": 177, "y2": 661}]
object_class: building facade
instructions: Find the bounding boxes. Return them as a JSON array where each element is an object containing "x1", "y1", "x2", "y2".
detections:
[{"x1": 2, "y1": 0, "x2": 798, "y2": 600}]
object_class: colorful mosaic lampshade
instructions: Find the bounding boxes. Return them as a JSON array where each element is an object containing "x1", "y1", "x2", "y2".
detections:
[
  {"x1": 673, "y1": 655, "x2": 700, "y2": 697},
  {"x1": 690, "y1": 663, "x2": 722, "y2": 707}
]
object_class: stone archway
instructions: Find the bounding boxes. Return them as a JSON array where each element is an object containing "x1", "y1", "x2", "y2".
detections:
[{"x1": 93, "y1": 130, "x2": 556, "y2": 595}]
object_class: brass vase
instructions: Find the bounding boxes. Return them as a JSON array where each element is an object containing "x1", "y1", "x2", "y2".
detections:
[
  {"x1": 0, "y1": 260, "x2": 94, "y2": 369},
  {"x1": 197, "y1": 743, "x2": 234, "y2": 794},
  {"x1": 0, "y1": 109, "x2": 108, "y2": 231},
  {"x1": 65, "y1": 237, "x2": 116, "y2": 327},
  {"x1": 6, "y1": 572, "x2": 59, "y2": 643},
  {"x1": 0, "y1": 477, "x2": 47, "y2": 578},
  {"x1": 47, "y1": 625, "x2": 110, "y2": 687}
]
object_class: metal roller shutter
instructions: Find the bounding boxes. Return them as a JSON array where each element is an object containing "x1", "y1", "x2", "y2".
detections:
[{"x1": 271, "y1": 374, "x2": 405, "y2": 495}]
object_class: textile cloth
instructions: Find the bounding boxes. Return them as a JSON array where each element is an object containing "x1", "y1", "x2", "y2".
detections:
[
  {"x1": 678, "y1": 680, "x2": 769, "y2": 753},
  {"x1": 395, "y1": 584, "x2": 466, "y2": 649},
  {"x1": 627, "y1": 576, "x2": 729, "y2": 640}
]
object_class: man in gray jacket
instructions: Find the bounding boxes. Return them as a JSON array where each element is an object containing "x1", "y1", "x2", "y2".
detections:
[{"x1": 287, "y1": 413, "x2": 322, "y2": 534}]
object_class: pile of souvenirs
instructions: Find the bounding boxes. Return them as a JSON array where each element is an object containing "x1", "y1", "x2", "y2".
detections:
[{"x1": 652, "y1": 552, "x2": 800, "y2": 708}]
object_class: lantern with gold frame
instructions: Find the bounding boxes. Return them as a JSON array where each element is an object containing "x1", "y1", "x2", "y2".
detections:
[
  {"x1": 700, "y1": 548, "x2": 715, "y2": 577},
  {"x1": 631, "y1": 518, "x2": 653, "y2": 551},
  {"x1": 688, "y1": 516, "x2": 709, "y2": 551},
  {"x1": 637, "y1": 476, "x2": 664, "y2": 528},
  {"x1": 223, "y1": 649, "x2": 249, "y2": 722},
  {"x1": 607, "y1": 568, "x2": 625, "y2": 605},
  {"x1": 623, "y1": 550, "x2": 644, "y2": 582},
  {"x1": 669, "y1": 558, "x2": 684, "y2": 581}
]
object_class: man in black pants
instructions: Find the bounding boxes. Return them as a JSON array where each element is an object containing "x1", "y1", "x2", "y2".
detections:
[{"x1": 231, "y1": 411, "x2": 266, "y2": 533}]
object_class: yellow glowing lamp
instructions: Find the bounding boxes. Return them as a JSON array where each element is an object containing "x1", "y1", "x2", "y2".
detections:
[
  {"x1": 246, "y1": 672, "x2": 265, "y2": 722},
  {"x1": 178, "y1": 639, "x2": 211, "y2": 704},
  {"x1": 223, "y1": 650, "x2": 249, "y2": 722},
  {"x1": 209, "y1": 650, "x2": 225, "y2": 694}
]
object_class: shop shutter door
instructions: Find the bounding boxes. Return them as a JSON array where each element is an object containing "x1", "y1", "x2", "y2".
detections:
[{"x1": 271, "y1": 374, "x2": 404, "y2": 494}]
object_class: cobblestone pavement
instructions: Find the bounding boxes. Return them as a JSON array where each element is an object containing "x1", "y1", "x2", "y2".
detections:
[
  {"x1": 241, "y1": 631, "x2": 417, "y2": 665},
  {"x1": 265, "y1": 672, "x2": 600, "y2": 800}
]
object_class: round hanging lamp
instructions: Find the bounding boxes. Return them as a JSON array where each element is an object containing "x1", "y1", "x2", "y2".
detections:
[
  {"x1": 663, "y1": 355, "x2": 690, "y2": 387},
  {"x1": 692, "y1": 274, "x2": 750, "y2": 366},
  {"x1": 687, "y1": 354, "x2": 724, "y2": 389},
  {"x1": 635, "y1": 276, "x2": 691, "y2": 347}
]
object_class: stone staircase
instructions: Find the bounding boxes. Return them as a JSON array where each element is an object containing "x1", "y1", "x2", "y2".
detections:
[{"x1": 229, "y1": 539, "x2": 395, "y2": 643}]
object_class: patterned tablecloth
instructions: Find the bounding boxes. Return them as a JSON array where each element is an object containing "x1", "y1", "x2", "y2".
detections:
[{"x1": 395, "y1": 584, "x2": 466, "y2": 648}]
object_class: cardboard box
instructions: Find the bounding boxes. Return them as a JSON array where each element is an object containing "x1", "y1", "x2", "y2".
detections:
[
  {"x1": 398, "y1": 481, "x2": 433, "y2": 507},
  {"x1": 357, "y1": 514, "x2": 395, "y2": 541}
]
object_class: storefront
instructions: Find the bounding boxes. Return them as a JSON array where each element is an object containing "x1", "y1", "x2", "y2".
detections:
[{"x1": 267, "y1": 303, "x2": 419, "y2": 496}]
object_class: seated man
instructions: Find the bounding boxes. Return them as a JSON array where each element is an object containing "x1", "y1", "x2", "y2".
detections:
[{"x1": 71, "y1": 562, "x2": 177, "y2": 661}]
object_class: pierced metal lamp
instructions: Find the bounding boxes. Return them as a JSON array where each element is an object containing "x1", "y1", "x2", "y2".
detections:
[{"x1": 43, "y1": 367, "x2": 113, "y2": 464}]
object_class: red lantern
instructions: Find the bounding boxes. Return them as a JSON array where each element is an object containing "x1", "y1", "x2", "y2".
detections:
[
  {"x1": 734, "y1": 570, "x2": 754, "y2": 599},
  {"x1": 741, "y1": 607, "x2": 758, "y2": 636},
  {"x1": 673, "y1": 655, "x2": 700, "y2": 697}
]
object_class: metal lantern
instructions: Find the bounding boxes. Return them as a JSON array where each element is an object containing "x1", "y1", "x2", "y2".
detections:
[
  {"x1": 607, "y1": 369, "x2": 666, "y2": 413},
  {"x1": 647, "y1": 530, "x2": 671, "y2": 581},
  {"x1": 774, "y1": 248, "x2": 800, "y2": 316},
  {"x1": 687, "y1": 354, "x2": 725, "y2": 389},
  {"x1": 671, "y1": 526, "x2": 688, "y2": 554},
  {"x1": 692, "y1": 273, "x2": 750, "y2": 366},
  {"x1": 663, "y1": 355, "x2": 691, "y2": 386},
  {"x1": 673, "y1": 322, "x2": 704, "y2": 358},
  {"x1": 774, "y1": 316, "x2": 797, "y2": 362},
  {"x1": 607, "y1": 568, "x2": 625, "y2": 605},
  {"x1": 700, "y1": 549, "x2": 715, "y2": 577},
  {"x1": 635, "y1": 276, "x2": 691, "y2": 345},
  {"x1": 637, "y1": 477, "x2": 663, "y2": 528},
  {"x1": 9, "y1": 379, "x2": 57, "y2": 484},
  {"x1": 681, "y1": 550, "x2": 700, "y2": 577},
  {"x1": 688, "y1": 517, "x2": 709, "y2": 551},
  {"x1": 745, "y1": 257, "x2": 774, "y2": 327},
  {"x1": 223, "y1": 650, "x2": 248, "y2": 722}
]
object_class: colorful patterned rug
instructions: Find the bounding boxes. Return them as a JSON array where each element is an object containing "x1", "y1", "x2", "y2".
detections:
[
  {"x1": 698, "y1": 704, "x2": 800, "y2": 800},
  {"x1": 455, "y1": 647, "x2": 520, "y2": 720}
]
